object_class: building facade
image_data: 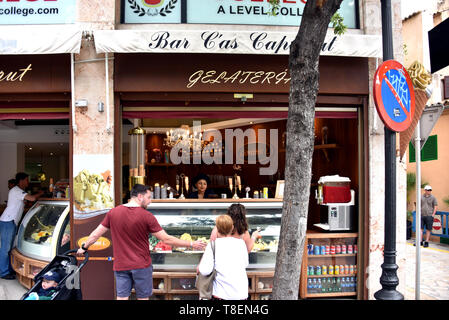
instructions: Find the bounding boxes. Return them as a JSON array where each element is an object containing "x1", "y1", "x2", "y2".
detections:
[{"x1": 0, "y1": 0, "x2": 407, "y2": 300}]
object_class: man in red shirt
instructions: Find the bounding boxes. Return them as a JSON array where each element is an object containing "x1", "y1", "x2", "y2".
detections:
[{"x1": 77, "y1": 184, "x2": 206, "y2": 300}]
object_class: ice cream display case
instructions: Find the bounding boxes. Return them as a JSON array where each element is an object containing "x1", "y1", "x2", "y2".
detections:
[
  {"x1": 146, "y1": 199, "x2": 281, "y2": 300},
  {"x1": 11, "y1": 199, "x2": 71, "y2": 289}
]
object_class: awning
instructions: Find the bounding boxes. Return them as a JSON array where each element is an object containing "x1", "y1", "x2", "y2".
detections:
[
  {"x1": 0, "y1": 29, "x2": 82, "y2": 55},
  {"x1": 94, "y1": 29, "x2": 382, "y2": 58},
  {"x1": 0, "y1": 101, "x2": 70, "y2": 120}
]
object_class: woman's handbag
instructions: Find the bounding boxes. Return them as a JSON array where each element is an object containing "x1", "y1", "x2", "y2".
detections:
[{"x1": 195, "y1": 241, "x2": 216, "y2": 300}]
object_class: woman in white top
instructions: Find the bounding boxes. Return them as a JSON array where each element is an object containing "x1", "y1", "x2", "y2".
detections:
[{"x1": 198, "y1": 215, "x2": 249, "y2": 300}]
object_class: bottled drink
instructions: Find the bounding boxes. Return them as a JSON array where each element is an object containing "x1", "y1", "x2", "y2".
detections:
[
  {"x1": 336, "y1": 277, "x2": 341, "y2": 292},
  {"x1": 332, "y1": 278, "x2": 337, "y2": 292},
  {"x1": 341, "y1": 277, "x2": 347, "y2": 292},
  {"x1": 317, "y1": 278, "x2": 322, "y2": 293},
  {"x1": 312, "y1": 278, "x2": 317, "y2": 294},
  {"x1": 307, "y1": 279, "x2": 313, "y2": 293},
  {"x1": 321, "y1": 278, "x2": 327, "y2": 293},
  {"x1": 327, "y1": 278, "x2": 333, "y2": 293}
]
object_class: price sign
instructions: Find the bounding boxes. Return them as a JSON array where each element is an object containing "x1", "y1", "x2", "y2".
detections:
[{"x1": 373, "y1": 60, "x2": 415, "y2": 132}]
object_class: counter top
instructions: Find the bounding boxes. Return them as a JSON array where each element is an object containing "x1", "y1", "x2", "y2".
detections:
[{"x1": 150, "y1": 199, "x2": 282, "y2": 203}]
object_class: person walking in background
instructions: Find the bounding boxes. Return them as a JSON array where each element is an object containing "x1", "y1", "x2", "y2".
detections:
[
  {"x1": 7, "y1": 179, "x2": 16, "y2": 190},
  {"x1": 76, "y1": 184, "x2": 206, "y2": 300},
  {"x1": 0, "y1": 172, "x2": 43, "y2": 279},
  {"x1": 419, "y1": 185, "x2": 438, "y2": 248},
  {"x1": 210, "y1": 203, "x2": 260, "y2": 253},
  {"x1": 198, "y1": 215, "x2": 249, "y2": 300}
]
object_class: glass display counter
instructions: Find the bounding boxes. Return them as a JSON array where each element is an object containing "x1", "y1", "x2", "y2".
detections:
[{"x1": 11, "y1": 199, "x2": 70, "y2": 289}]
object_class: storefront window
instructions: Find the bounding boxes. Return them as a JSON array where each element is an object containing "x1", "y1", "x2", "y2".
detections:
[{"x1": 123, "y1": 118, "x2": 286, "y2": 202}]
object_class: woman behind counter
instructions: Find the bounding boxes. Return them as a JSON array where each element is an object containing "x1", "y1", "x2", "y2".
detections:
[{"x1": 187, "y1": 173, "x2": 217, "y2": 199}]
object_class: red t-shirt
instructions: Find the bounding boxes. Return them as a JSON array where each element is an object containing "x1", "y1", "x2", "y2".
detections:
[{"x1": 101, "y1": 205, "x2": 162, "y2": 271}]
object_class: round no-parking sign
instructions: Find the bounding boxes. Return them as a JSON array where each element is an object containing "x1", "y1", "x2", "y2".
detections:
[{"x1": 373, "y1": 60, "x2": 415, "y2": 132}]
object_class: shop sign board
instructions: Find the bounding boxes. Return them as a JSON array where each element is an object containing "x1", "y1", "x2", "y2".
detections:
[
  {"x1": 0, "y1": 0, "x2": 76, "y2": 25},
  {"x1": 122, "y1": 0, "x2": 358, "y2": 28},
  {"x1": 373, "y1": 60, "x2": 415, "y2": 132},
  {"x1": 94, "y1": 29, "x2": 382, "y2": 58}
]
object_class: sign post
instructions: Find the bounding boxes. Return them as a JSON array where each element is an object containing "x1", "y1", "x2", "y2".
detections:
[{"x1": 373, "y1": 0, "x2": 415, "y2": 301}]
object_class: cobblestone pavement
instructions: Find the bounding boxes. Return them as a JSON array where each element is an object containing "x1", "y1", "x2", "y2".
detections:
[{"x1": 405, "y1": 240, "x2": 449, "y2": 300}]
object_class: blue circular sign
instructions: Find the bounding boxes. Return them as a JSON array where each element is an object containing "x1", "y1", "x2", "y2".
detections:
[{"x1": 373, "y1": 60, "x2": 415, "y2": 132}]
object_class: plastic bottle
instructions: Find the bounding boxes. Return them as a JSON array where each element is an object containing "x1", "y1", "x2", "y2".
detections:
[
  {"x1": 336, "y1": 277, "x2": 341, "y2": 292},
  {"x1": 327, "y1": 278, "x2": 333, "y2": 293},
  {"x1": 321, "y1": 278, "x2": 327, "y2": 293},
  {"x1": 332, "y1": 278, "x2": 337, "y2": 292},
  {"x1": 317, "y1": 278, "x2": 322, "y2": 293},
  {"x1": 312, "y1": 278, "x2": 317, "y2": 294},
  {"x1": 307, "y1": 279, "x2": 313, "y2": 293},
  {"x1": 341, "y1": 277, "x2": 346, "y2": 292}
]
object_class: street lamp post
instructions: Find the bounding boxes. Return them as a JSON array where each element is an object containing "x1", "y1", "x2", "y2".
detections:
[{"x1": 374, "y1": 0, "x2": 404, "y2": 300}]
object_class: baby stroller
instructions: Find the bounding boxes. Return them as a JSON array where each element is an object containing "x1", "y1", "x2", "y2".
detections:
[{"x1": 21, "y1": 249, "x2": 89, "y2": 300}]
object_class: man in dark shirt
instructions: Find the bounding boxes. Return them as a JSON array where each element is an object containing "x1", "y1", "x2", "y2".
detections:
[{"x1": 77, "y1": 184, "x2": 205, "y2": 300}]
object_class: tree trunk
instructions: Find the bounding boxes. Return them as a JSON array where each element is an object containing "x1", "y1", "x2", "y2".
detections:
[{"x1": 272, "y1": 0, "x2": 344, "y2": 300}]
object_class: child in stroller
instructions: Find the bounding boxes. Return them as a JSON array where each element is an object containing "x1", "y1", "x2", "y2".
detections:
[
  {"x1": 22, "y1": 249, "x2": 88, "y2": 300},
  {"x1": 24, "y1": 270, "x2": 63, "y2": 300}
]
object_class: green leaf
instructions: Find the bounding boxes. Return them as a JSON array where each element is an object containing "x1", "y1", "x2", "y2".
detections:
[
  {"x1": 331, "y1": 12, "x2": 347, "y2": 36},
  {"x1": 267, "y1": 0, "x2": 281, "y2": 16}
]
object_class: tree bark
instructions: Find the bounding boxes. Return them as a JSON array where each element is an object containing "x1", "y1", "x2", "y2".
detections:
[{"x1": 272, "y1": 0, "x2": 344, "y2": 300}]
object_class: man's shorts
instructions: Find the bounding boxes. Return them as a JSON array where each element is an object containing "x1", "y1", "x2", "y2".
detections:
[
  {"x1": 421, "y1": 216, "x2": 434, "y2": 232},
  {"x1": 114, "y1": 265, "x2": 153, "y2": 299}
]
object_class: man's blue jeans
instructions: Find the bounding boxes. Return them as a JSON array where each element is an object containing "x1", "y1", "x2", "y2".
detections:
[{"x1": 0, "y1": 220, "x2": 17, "y2": 277}]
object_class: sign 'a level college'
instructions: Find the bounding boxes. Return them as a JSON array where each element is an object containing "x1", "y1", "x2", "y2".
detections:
[{"x1": 373, "y1": 60, "x2": 415, "y2": 132}]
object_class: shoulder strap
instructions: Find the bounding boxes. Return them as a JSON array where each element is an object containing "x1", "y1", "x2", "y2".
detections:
[{"x1": 211, "y1": 241, "x2": 215, "y2": 260}]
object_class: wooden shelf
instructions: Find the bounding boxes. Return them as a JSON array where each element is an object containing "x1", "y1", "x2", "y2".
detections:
[
  {"x1": 313, "y1": 143, "x2": 338, "y2": 150},
  {"x1": 308, "y1": 274, "x2": 357, "y2": 278},
  {"x1": 305, "y1": 292, "x2": 356, "y2": 298},
  {"x1": 299, "y1": 232, "x2": 359, "y2": 299},
  {"x1": 313, "y1": 144, "x2": 338, "y2": 162},
  {"x1": 146, "y1": 163, "x2": 176, "y2": 167},
  {"x1": 306, "y1": 231, "x2": 358, "y2": 239}
]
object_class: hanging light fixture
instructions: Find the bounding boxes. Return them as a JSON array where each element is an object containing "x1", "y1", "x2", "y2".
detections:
[{"x1": 164, "y1": 125, "x2": 211, "y2": 150}]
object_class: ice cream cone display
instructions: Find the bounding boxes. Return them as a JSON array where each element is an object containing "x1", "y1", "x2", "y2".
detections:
[
  {"x1": 74, "y1": 169, "x2": 114, "y2": 212},
  {"x1": 399, "y1": 61, "x2": 432, "y2": 160}
]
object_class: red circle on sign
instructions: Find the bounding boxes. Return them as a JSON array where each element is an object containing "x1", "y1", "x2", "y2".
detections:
[
  {"x1": 433, "y1": 217, "x2": 441, "y2": 230},
  {"x1": 373, "y1": 60, "x2": 415, "y2": 132}
]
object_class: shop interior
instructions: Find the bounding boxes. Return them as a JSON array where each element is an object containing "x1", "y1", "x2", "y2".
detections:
[
  {"x1": 0, "y1": 118, "x2": 70, "y2": 218},
  {"x1": 121, "y1": 115, "x2": 359, "y2": 232}
]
